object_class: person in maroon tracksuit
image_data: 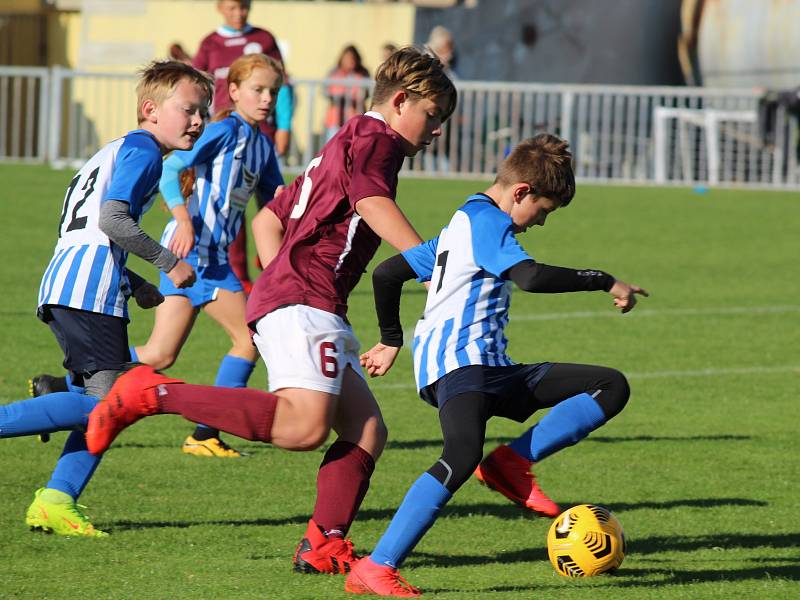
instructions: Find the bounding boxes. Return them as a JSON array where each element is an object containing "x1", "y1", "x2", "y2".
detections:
[
  {"x1": 86, "y1": 47, "x2": 457, "y2": 576},
  {"x1": 193, "y1": 0, "x2": 283, "y2": 293}
]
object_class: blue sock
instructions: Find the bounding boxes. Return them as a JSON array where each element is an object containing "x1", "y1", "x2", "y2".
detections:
[
  {"x1": 508, "y1": 393, "x2": 606, "y2": 462},
  {"x1": 214, "y1": 354, "x2": 256, "y2": 388},
  {"x1": 65, "y1": 373, "x2": 85, "y2": 394},
  {"x1": 46, "y1": 429, "x2": 102, "y2": 500},
  {"x1": 0, "y1": 392, "x2": 97, "y2": 438},
  {"x1": 370, "y1": 472, "x2": 452, "y2": 568},
  {"x1": 129, "y1": 345, "x2": 139, "y2": 362}
]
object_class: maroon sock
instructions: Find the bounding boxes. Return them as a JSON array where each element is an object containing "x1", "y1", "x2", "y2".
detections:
[
  {"x1": 311, "y1": 441, "x2": 376, "y2": 536},
  {"x1": 158, "y1": 383, "x2": 275, "y2": 442}
]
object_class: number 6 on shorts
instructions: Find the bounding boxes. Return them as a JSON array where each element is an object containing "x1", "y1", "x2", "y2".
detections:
[{"x1": 319, "y1": 341, "x2": 338, "y2": 378}]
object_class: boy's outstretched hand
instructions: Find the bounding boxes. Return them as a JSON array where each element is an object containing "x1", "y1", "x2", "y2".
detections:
[
  {"x1": 609, "y1": 279, "x2": 649, "y2": 313},
  {"x1": 360, "y1": 343, "x2": 402, "y2": 377}
]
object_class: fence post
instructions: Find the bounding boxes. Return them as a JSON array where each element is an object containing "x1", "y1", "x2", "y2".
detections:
[
  {"x1": 560, "y1": 91, "x2": 573, "y2": 143},
  {"x1": 38, "y1": 68, "x2": 50, "y2": 163},
  {"x1": 47, "y1": 65, "x2": 63, "y2": 165},
  {"x1": 653, "y1": 106, "x2": 667, "y2": 184}
]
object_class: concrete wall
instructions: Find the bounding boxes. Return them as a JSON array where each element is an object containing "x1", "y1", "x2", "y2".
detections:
[{"x1": 414, "y1": 0, "x2": 684, "y2": 85}]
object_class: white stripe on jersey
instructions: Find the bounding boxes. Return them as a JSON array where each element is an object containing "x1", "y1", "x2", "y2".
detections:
[
  {"x1": 335, "y1": 215, "x2": 361, "y2": 273},
  {"x1": 412, "y1": 210, "x2": 516, "y2": 391}
]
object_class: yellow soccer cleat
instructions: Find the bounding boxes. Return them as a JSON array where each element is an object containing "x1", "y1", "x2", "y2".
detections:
[
  {"x1": 181, "y1": 435, "x2": 242, "y2": 458},
  {"x1": 25, "y1": 488, "x2": 109, "y2": 538}
]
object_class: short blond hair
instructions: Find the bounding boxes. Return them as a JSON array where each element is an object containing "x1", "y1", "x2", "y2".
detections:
[
  {"x1": 372, "y1": 46, "x2": 457, "y2": 121},
  {"x1": 496, "y1": 134, "x2": 576, "y2": 205},
  {"x1": 136, "y1": 60, "x2": 213, "y2": 123},
  {"x1": 227, "y1": 53, "x2": 283, "y2": 89}
]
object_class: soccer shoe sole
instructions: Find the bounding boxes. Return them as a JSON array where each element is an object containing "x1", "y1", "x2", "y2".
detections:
[{"x1": 475, "y1": 467, "x2": 560, "y2": 518}]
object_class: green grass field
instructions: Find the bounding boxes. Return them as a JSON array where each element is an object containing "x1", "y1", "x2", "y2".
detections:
[{"x1": 0, "y1": 164, "x2": 798, "y2": 599}]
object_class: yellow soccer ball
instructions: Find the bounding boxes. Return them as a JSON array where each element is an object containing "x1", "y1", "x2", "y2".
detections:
[{"x1": 547, "y1": 504, "x2": 626, "y2": 577}]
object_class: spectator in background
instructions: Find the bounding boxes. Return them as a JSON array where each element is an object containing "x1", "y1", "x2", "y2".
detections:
[
  {"x1": 426, "y1": 25, "x2": 459, "y2": 80},
  {"x1": 381, "y1": 42, "x2": 398, "y2": 63},
  {"x1": 324, "y1": 45, "x2": 370, "y2": 141},
  {"x1": 425, "y1": 26, "x2": 460, "y2": 173},
  {"x1": 191, "y1": 0, "x2": 284, "y2": 294}
]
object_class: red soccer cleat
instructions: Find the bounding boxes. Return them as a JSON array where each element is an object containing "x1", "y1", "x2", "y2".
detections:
[
  {"x1": 474, "y1": 444, "x2": 560, "y2": 518},
  {"x1": 85, "y1": 365, "x2": 183, "y2": 455},
  {"x1": 293, "y1": 518, "x2": 361, "y2": 575},
  {"x1": 345, "y1": 556, "x2": 421, "y2": 597}
]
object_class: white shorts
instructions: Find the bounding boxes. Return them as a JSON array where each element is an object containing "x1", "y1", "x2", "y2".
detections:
[{"x1": 253, "y1": 304, "x2": 364, "y2": 394}]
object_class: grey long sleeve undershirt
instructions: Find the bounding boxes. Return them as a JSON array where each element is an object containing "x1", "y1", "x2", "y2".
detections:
[{"x1": 98, "y1": 200, "x2": 178, "y2": 273}]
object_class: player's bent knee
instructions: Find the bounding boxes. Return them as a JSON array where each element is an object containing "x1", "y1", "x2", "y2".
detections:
[
  {"x1": 598, "y1": 368, "x2": 630, "y2": 420},
  {"x1": 293, "y1": 425, "x2": 331, "y2": 451}
]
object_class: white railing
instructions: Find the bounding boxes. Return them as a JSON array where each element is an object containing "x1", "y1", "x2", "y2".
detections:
[
  {"x1": 0, "y1": 66, "x2": 49, "y2": 162},
  {"x1": 2, "y1": 65, "x2": 799, "y2": 189}
]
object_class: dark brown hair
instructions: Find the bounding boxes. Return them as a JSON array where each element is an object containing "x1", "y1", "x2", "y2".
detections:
[{"x1": 496, "y1": 134, "x2": 576, "y2": 205}]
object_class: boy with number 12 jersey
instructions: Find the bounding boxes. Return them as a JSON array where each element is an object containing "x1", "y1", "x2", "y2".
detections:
[{"x1": 0, "y1": 61, "x2": 212, "y2": 537}]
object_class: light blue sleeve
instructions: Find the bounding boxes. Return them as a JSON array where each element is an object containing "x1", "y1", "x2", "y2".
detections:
[
  {"x1": 159, "y1": 153, "x2": 187, "y2": 209},
  {"x1": 401, "y1": 236, "x2": 439, "y2": 282},
  {"x1": 103, "y1": 139, "x2": 162, "y2": 217},
  {"x1": 470, "y1": 208, "x2": 532, "y2": 278},
  {"x1": 275, "y1": 85, "x2": 293, "y2": 131}
]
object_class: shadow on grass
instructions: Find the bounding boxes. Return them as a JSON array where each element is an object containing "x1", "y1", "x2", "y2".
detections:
[
  {"x1": 109, "y1": 442, "x2": 272, "y2": 454},
  {"x1": 386, "y1": 434, "x2": 752, "y2": 450},
  {"x1": 108, "y1": 499, "x2": 770, "y2": 533},
  {"x1": 423, "y1": 561, "x2": 800, "y2": 592},
  {"x1": 404, "y1": 533, "x2": 800, "y2": 585},
  {"x1": 629, "y1": 532, "x2": 800, "y2": 555}
]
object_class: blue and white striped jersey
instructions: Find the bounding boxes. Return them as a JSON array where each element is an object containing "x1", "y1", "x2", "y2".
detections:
[
  {"x1": 38, "y1": 130, "x2": 162, "y2": 320},
  {"x1": 404, "y1": 194, "x2": 532, "y2": 391},
  {"x1": 160, "y1": 112, "x2": 283, "y2": 265}
]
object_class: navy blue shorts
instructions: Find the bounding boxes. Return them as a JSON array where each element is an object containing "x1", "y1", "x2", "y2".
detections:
[
  {"x1": 40, "y1": 305, "x2": 131, "y2": 374},
  {"x1": 420, "y1": 363, "x2": 553, "y2": 422}
]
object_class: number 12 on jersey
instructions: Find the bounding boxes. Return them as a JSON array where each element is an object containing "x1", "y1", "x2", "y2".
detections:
[{"x1": 58, "y1": 167, "x2": 99, "y2": 237}]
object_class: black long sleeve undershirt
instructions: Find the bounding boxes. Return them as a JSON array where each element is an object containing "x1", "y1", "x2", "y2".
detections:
[
  {"x1": 507, "y1": 259, "x2": 615, "y2": 293},
  {"x1": 372, "y1": 254, "x2": 418, "y2": 347},
  {"x1": 372, "y1": 255, "x2": 615, "y2": 348}
]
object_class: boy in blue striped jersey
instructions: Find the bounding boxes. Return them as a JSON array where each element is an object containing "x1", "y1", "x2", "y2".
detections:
[
  {"x1": 346, "y1": 134, "x2": 648, "y2": 596},
  {"x1": 0, "y1": 61, "x2": 212, "y2": 537}
]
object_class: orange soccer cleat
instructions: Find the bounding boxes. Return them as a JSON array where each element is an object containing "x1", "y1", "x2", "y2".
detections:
[
  {"x1": 474, "y1": 444, "x2": 560, "y2": 517},
  {"x1": 345, "y1": 556, "x2": 421, "y2": 597},
  {"x1": 85, "y1": 365, "x2": 183, "y2": 455},
  {"x1": 293, "y1": 518, "x2": 361, "y2": 575}
]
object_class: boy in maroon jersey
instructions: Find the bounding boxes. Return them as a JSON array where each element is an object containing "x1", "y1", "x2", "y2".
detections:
[
  {"x1": 86, "y1": 47, "x2": 457, "y2": 575},
  {"x1": 194, "y1": 0, "x2": 283, "y2": 116},
  {"x1": 193, "y1": 0, "x2": 283, "y2": 291}
]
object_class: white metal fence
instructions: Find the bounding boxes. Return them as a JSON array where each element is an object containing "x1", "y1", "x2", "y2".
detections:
[{"x1": 2, "y1": 65, "x2": 799, "y2": 189}]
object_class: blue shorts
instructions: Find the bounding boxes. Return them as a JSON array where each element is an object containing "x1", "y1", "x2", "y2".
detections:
[
  {"x1": 420, "y1": 362, "x2": 553, "y2": 422},
  {"x1": 159, "y1": 260, "x2": 243, "y2": 308},
  {"x1": 40, "y1": 305, "x2": 131, "y2": 374}
]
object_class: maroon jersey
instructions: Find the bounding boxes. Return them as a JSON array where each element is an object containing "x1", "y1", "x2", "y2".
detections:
[
  {"x1": 247, "y1": 113, "x2": 406, "y2": 327},
  {"x1": 193, "y1": 26, "x2": 283, "y2": 114}
]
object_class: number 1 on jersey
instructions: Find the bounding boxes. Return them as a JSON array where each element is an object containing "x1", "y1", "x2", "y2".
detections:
[{"x1": 290, "y1": 155, "x2": 323, "y2": 219}]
